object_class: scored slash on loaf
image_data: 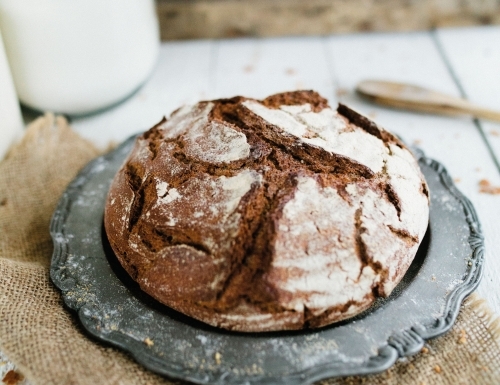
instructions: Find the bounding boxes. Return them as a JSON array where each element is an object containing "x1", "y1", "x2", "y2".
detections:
[{"x1": 104, "y1": 91, "x2": 429, "y2": 332}]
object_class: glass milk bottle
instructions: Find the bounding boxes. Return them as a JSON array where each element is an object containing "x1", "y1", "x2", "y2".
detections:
[
  {"x1": 0, "y1": 28, "x2": 23, "y2": 159},
  {"x1": 0, "y1": 0, "x2": 160, "y2": 115}
]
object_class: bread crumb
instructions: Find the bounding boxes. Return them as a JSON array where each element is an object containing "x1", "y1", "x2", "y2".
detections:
[
  {"x1": 431, "y1": 274, "x2": 436, "y2": 281},
  {"x1": 490, "y1": 129, "x2": 500, "y2": 137},
  {"x1": 215, "y1": 352, "x2": 222, "y2": 365},
  {"x1": 285, "y1": 68, "x2": 296, "y2": 76},
  {"x1": 434, "y1": 364, "x2": 442, "y2": 373},
  {"x1": 336, "y1": 88, "x2": 349, "y2": 97},
  {"x1": 421, "y1": 346, "x2": 429, "y2": 354},
  {"x1": 144, "y1": 337, "x2": 154, "y2": 347},
  {"x1": 453, "y1": 178, "x2": 461, "y2": 183},
  {"x1": 2, "y1": 370, "x2": 24, "y2": 385},
  {"x1": 479, "y1": 179, "x2": 500, "y2": 194},
  {"x1": 458, "y1": 329, "x2": 467, "y2": 344},
  {"x1": 243, "y1": 65, "x2": 254, "y2": 73},
  {"x1": 413, "y1": 139, "x2": 422, "y2": 145}
]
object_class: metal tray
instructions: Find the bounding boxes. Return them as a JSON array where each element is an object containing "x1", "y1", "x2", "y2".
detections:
[{"x1": 50, "y1": 135, "x2": 484, "y2": 385}]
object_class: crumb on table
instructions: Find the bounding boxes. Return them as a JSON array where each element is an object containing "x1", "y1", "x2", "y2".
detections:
[
  {"x1": 478, "y1": 179, "x2": 500, "y2": 195},
  {"x1": 335, "y1": 88, "x2": 349, "y2": 97},
  {"x1": 144, "y1": 337, "x2": 154, "y2": 347}
]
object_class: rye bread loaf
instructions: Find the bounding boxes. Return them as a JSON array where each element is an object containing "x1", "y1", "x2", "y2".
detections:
[{"x1": 104, "y1": 91, "x2": 429, "y2": 332}]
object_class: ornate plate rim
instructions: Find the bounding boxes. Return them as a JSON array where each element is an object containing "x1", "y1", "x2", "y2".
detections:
[{"x1": 50, "y1": 136, "x2": 484, "y2": 385}]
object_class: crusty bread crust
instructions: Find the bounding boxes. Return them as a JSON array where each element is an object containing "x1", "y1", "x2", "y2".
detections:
[{"x1": 104, "y1": 91, "x2": 429, "y2": 332}]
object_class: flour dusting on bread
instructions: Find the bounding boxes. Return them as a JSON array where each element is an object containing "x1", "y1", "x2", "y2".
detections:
[{"x1": 104, "y1": 90, "x2": 429, "y2": 332}]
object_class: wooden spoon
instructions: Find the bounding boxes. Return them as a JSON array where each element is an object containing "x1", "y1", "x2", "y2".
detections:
[{"x1": 356, "y1": 80, "x2": 500, "y2": 123}]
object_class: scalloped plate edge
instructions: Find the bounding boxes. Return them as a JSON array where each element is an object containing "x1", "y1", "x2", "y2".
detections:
[{"x1": 50, "y1": 140, "x2": 484, "y2": 385}]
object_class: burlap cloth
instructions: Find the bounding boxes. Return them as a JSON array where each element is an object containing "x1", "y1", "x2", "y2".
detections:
[{"x1": 1, "y1": 114, "x2": 499, "y2": 385}]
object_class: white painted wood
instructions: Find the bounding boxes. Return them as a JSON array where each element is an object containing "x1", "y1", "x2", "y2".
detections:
[
  {"x1": 436, "y1": 26, "x2": 500, "y2": 161},
  {"x1": 325, "y1": 31, "x2": 500, "y2": 314},
  {"x1": 71, "y1": 40, "x2": 213, "y2": 147},
  {"x1": 211, "y1": 36, "x2": 335, "y2": 101}
]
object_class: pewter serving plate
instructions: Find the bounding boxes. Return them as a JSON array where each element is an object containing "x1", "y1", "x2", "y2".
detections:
[{"x1": 50, "y1": 135, "x2": 484, "y2": 385}]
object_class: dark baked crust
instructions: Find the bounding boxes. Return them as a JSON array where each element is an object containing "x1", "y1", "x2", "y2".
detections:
[{"x1": 104, "y1": 91, "x2": 429, "y2": 332}]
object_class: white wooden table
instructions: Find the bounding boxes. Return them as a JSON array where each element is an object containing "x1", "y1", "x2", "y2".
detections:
[{"x1": 4, "y1": 25, "x2": 500, "y2": 381}]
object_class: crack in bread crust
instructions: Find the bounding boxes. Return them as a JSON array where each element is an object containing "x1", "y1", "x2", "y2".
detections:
[{"x1": 104, "y1": 91, "x2": 429, "y2": 332}]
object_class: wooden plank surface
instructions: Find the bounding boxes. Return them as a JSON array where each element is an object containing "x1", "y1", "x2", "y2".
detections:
[
  {"x1": 69, "y1": 28, "x2": 500, "y2": 314},
  {"x1": 156, "y1": 0, "x2": 500, "y2": 40},
  {"x1": 434, "y1": 26, "x2": 500, "y2": 315},
  {"x1": 436, "y1": 26, "x2": 500, "y2": 165},
  {"x1": 210, "y1": 37, "x2": 334, "y2": 100}
]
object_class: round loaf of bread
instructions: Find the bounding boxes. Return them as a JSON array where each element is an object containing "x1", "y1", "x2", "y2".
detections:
[{"x1": 104, "y1": 91, "x2": 429, "y2": 332}]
